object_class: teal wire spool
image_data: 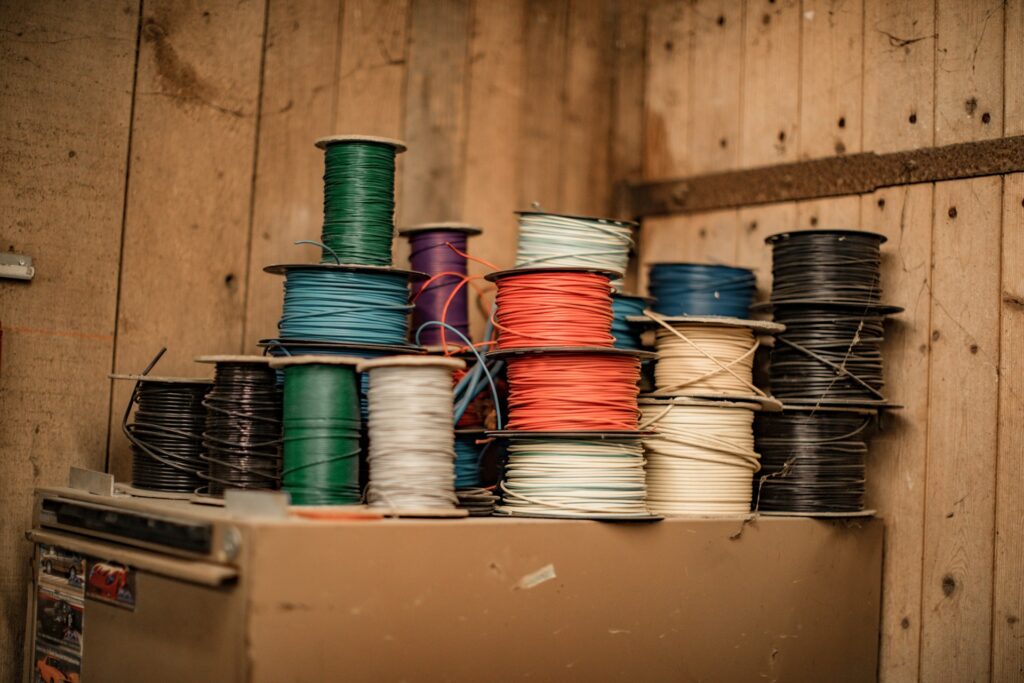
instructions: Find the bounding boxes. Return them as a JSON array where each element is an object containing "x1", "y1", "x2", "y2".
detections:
[
  {"x1": 454, "y1": 432, "x2": 484, "y2": 488},
  {"x1": 270, "y1": 356, "x2": 363, "y2": 505},
  {"x1": 610, "y1": 293, "x2": 650, "y2": 350},
  {"x1": 265, "y1": 263, "x2": 422, "y2": 347},
  {"x1": 315, "y1": 135, "x2": 407, "y2": 266}
]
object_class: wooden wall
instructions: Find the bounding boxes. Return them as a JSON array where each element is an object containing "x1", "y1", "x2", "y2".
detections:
[
  {"x1": 0, "y1": 0, "x2": 644, "y2": 678},
  {"x1": 1, "y1": 0, "x2": 1020, "y2": 681},
  {"x1": 638, "y1": 1, "x2": 1023, "y2": 681}
]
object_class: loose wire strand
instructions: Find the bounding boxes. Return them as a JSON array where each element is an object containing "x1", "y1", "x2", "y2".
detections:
[
  {"x1": 504, "y1": 354, "x2": 641, "y2": 431},
  {"x1": 496, "y1": 438, "x2": 649, "y2": 517},
  {"x1": 640, "y1": 402, "x2": 759, "y2": 515},
  {"x1": 365, "y1": 365, "x2": 459, "y2": 510},
  {"x1": 515, "y1": 213, "x2": 634, "y2": 278},
  {"x1": 493, "y1": 272, "x2": 615, "y2": 349}
]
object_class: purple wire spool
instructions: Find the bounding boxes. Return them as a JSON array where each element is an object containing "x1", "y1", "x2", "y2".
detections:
[{"x1": 399, "y1": 222, "x2": 482, "y2": 348}]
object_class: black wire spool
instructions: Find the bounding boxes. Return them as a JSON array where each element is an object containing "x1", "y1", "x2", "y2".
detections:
[
  {"x1": 769, "y1": 305, "x2": 886, "y2": 402},
  {"x1": 201, "y1": 361, "x2": 283, "y2": 495},
  {"x1": 754, "y1": 410, "x2": 873, "y2": 513},
  {"x1": 767, "y1": 230, "x2": 885, "y2": 307},
  {"x1": 123, "y1": 379, "x2": 210, "y2": 493}
]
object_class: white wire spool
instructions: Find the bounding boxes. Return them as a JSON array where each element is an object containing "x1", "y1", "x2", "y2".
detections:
[
  {"x1": 358, "y1": 356, "x2": 465, "y2": 511},
  {"x1": 495, "y1": 437, "x2": 650, "y2": 519},
  {"x1": 514, "y1": 212, "x2": 635, "y2": 281},
  {"x1": 639, "y1": 399, "x2": 760, "y2": 515}
]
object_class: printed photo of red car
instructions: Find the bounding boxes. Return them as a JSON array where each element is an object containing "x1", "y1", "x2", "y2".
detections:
[
  {"x1": 34, "y1": 650, "x2": 80, "y2": 683},
  {"x1": 85, "y1": 561, "x2": 135, "y2": 608}
]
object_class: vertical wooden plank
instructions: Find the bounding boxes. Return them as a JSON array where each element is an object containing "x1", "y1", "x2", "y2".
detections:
[
  {"x1": 993, "y1": 172, "x2": 1024, "y2": 682},
  {"x1": 934, "y1": 0, "x2": 1004, "y2": 145},
  {"x1": 560, "y1": 0, "x2": 615, "y2": 215},
  {"x1": 862, "y1": 0, "x2": 935, "y2": 153},
  {"x1": 922, "y1": 177, "x2": 1002, "y2": 683},
  {"x1": 860, "y1": 185, "x2": 933, "y2": 683},
  {"x1": 734, "y1": 202, "x2": 797, "y2": 302},
  {"x1": 794, "y1": 196, "x2": 861, "y2": 229},
  {"x1": 0, "y1": 1, "x2": 139, "y2": 678},
  {"x1": 689, "y1": 0, "x2": 743, "y2": 173},
  {"x1": 799, "y1": 0, "x2": 863, "y2": 159},
  {"x1": 461, "y1": 0, "x2": 526, "y2": 337},
  {"x1": 242, "y1": 0, "x2": 341, "y2": 349},
  {"x1": 1007, "y1": 0, "x2": 1023, "y2": 136},
  {"x1": 643, "y1": 0, "x2": 690, "y2": 179},
  {"x1": 637, "y1": 215, "x2": 693, "y2": 295},
  {"x1": 740, "y1": 0, "x2": 801, "y2": 168},
  {"x1": 519, "y1": 0, "x2": 569, "y2": 210},
  {"x1": 109, "y1": 0, "x2": 267, "y2": 481},
  {"x1": 400, "y1": 0, "x2": 471, "y2": 226}
]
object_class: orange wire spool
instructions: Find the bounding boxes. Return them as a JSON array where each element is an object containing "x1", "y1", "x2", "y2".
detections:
[
  {"x1": 491, "y1": 270, "x2": 615, "y2": 349},
  {"x1": 504, "y1": 353, "x2": 641, "y2": 431}
]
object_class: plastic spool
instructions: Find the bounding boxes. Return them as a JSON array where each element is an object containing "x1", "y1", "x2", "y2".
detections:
[
  {"x1": 358, "y1": 356, "x2": 468, "y2": 514},
  {"x1": 195, "y1": 356, "x2": 283, "y2": 495},
  {"x1": 514, "y1": 211, "x2": 635, "y2": 285},
  {"x1": 494, "y1": 436, "x2": 652, "y2": 519},
  {"x1": 269, "y1": 355, "x2": 363, "y2": 506},
  {"x1": 640, "y1": 398, "x2": 761, "y2": 515}
]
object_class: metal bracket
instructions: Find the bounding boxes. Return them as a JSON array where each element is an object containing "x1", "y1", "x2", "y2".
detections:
[{"x1": 0, "y1": 252, "x2": 34, "y2": 280}]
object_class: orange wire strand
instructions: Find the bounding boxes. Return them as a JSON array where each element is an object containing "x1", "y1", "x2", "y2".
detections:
[
  {"x1": 493, "y1": 272, "x2": 614, "y2": 349},
  {"x1": 505, "y1": 354, "x2": 641, "y2": 431}
]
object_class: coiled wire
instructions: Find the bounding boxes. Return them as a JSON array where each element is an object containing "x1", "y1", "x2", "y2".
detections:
[
  {"x1": 768, "y1": 230, "x2": 884, "y2": 306},
  {"x1": 515, "y1": 212, "x2": 634, "y2": 278},
  {"x1": 201, "y1": 362, "x2": 282, "y2": 495},
  {"x1": 755, "y1": 410, "x2": 872, "y2": 513},
  {"x1": 648, "y1": 322, "x2": 761, "y2": 398},
  {"x1": 124, "y1": 379, "x2": 209, "y2": 493},
  {"x1": 279, "y1": 269, "x2": 412, "y2": 345},
  {"x1": 770, "y1": 307, "x2": 886, "y2": 401},
  {"x1": 321, "y1": 141, "x2": 397, "y2": 265},
  {"x1": 494, "y1": 271, "x2": 615, "y2": 349},
  {"x1": 648, "y1": 263, "x2": 756, "y2": 318},
  {"x1": 610, "y1": 294, "x2": 648, "y2": 350}
]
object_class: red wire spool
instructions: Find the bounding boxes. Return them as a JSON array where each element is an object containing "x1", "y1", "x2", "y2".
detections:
[
  {"x1": 492, "y1": 270, "x2": 615, "y2": 349},
  {"x1": 504, "y1": 353, "x2": 641, "y2": 431}
]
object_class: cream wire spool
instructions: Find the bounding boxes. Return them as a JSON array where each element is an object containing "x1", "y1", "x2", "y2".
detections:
[
  {"x1": 495, "y1": 437, "x2": 650, "y2": 519},
  {"x1": 639, "y1": 398, "x2": 760, "y2": 515},
  {"x1": 358, "y1": 356, "x2": 466, "y2": 512},
  {"x1": 514, "y1": 211, "x2": 635, "y2": 283}
]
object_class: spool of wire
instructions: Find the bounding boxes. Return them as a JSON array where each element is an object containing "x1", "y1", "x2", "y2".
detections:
[
  {"x1": 454, "y1": 431, "x2": 496, "y2": 515},
  {"x1": 359, "y1": 356, "x2": 465, "y2": 511},
  {"x1": 640, "y1": 398, "x2": 760, "y2": 515},
  {"x1": 195, "y1": 356, "x2": 282, "y2": 495},
  {"x1": 490, "y1": 269, "x2": 615, "y2": 349},
  {"x1": 648, "y1": 263, "x2": 757, "y2": 318},
  {"x1": 495, "y1": 437, "x2": 649, "y2": 518},
  {"x1": 120, "y1": 376, "x2": 211, "y2": 493},
  {"x1": 268, "y1": 264, "x2": 416, "y2": 346},
  {"x1": 400, "y1": 223, "x2": 480, "y2": 348},
  {"x1": 610, "y1": 293, "x2": 650, "y2": 350},
  {"x1": 515, "y1": 211, "x2": 635, "y2": 279},
  {"x1": 270, "y1": 356, "x2": 363, "y2": 505},
  {"x1": 755, "y1": 408, "x2": 874, "y2": 513},
  {"x1": 767, "y1": 230, "x2": 886, "y2": 307},
  {"x1": 500, "y1": 351, "x2": 643, "y2": 431},
  {"x1": 769, "y1": 306, "x2": 886, "y2": 402},
  {"x1": 647, "y1": 319, "x2": 761, "y2": 399},
  {"x1": 315, "y1": 135, "x2": 406, "y2": 266}
]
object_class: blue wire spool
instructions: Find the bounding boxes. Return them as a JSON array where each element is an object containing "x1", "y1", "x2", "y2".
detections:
[
  {"x1": 610, "y1": 294, "x2": 649, "y2": 350},
  {"x1": 648, "y1": 263, "x2": 756, "y2": 318}
]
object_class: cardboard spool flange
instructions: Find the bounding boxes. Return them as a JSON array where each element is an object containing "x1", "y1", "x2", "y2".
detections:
[
  {"x1": 356, "y1": 355, "x2": 466, "y2": 373},
  {"x1": 628, "y1": 314, "x2": 785, "y2": 334},
  {"x1": 515, "y1": 209, "x2": 638, "y2": 229},
  {"x1": 263, "y1": 262, "x2": 427, "y2": 280},
  {"x1": 314, "y1": 134, "x2": 407, "y2": 153},
  {"x1": 487, "y1": 345, "x2": 657, "y2": 361},
  {"x1": 398, "y1": 222, "x2": 482, "y2": 237},
  {"x1": 484, "y1": 266, "x2": 621, "y2": 283}
]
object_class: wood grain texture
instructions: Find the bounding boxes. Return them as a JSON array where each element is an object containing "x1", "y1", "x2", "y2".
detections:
[
  {"x1": 733, "y1": 202, "x2": 797, "y2": 303},
  {"x1": 460, "y1": 0, "x2": 526, "y2": 337},
  {"x1": 794, "y1": 196, "x2": 861, "y2": 230},
  {"x1": 108, "y1": 0, "x2": 267, "y2": 481},
  {"x1": 861, "y1": 185, "x2": 932, "y2": 683},
  {"x1": 643, "y1": 0, "x2": 689, "y2": 179},
  {"x1": 934, "y1": 0, "x2": 1004, "y2": 145},
  {"x1": 399, "y1": 0, "x2": 471, "y2": 227},
  {"x1": 993, "y1": 172, "x2": 1024, "y2": 682},
  {"x1": 799, "y1": 0, "x2": 863, "y2": 159},
  {"x1": 689, "y1": 0, "x2": 742, "y2": 173},
  {"x1": 1007, "y1": 0, "x2": 1023, "y2": 137},
  {"x1": 519, "y1": 0, "x2": 569, "y2": 210},
  {"x1": 242, "y1": 0, "x2": 341, "y2": 349},
  {"x1": 922, "y1": 177, "x2": 1002, "y2": 683},
  {"x1": 0, "y1": 0, "x2": 139, "y2": 678},
  {"x1": 740, "y1": 0, "x2": 801, "y2": 167},
  {"x1": 862, "y1": 0, "x2": 935, "y2": 153}
]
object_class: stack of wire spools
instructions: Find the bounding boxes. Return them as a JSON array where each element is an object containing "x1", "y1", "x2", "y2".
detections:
[
  {"x1": 631, "y1": 263, "x2": 784, "y2": 516},
  {"x1": 488, "y1": 211, "x2": 655, "y2": 519},
  {"x1": 400, "y1": 222, "x2": 496, "y2": 514},
  {"x1": 755, "y1": 230, "x2": 900, "y2": 515}
]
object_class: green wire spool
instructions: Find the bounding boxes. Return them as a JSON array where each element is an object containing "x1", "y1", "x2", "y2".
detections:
[
  {"x1": 315, "y1": 135, "x2": 407, "y2": 267},
  {"x1": 270, "y1": 355, "x2": 363, "y2": 505}
]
